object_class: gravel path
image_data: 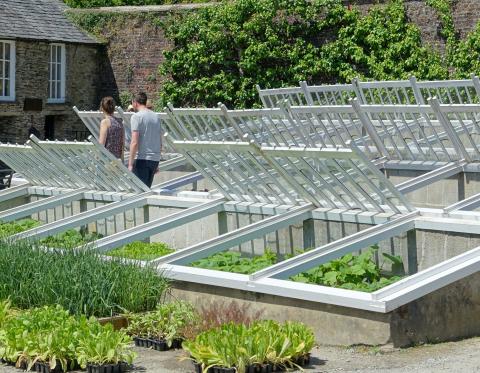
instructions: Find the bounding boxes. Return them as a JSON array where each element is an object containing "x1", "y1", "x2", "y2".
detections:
[{"x1": 2, "y1": 336, "x2": 480, "y2": 373}]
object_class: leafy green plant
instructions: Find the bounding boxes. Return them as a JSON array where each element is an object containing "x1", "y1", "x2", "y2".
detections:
[
  {"x1": 0, "y1": 240, "x2": 169, "y2": 317},
  {"x1": 158, "y1": 0, "x2": 451, "y2": 109},
  {"x1": 183, "y1": 320, "x2": 315, "y2": 373},
  {"x1": 0, "y1": 219, "x2": 41, "y2": 238},
  {"x1": 40, "y1": 229, "x2": 103, "y2": 249},
  {"x1": 0, "y1": 305, "x2": 136, "y2": 372},
  {"x1": 76, "y1": 323, "x2": 136, "y2": 368},
  {"x1": 125, "y1": 301, "x2": 198, "y2": 346},
  {"x1": 107, "y1": 241, "x2": 174, "y2": 260},
  {"x1": 191, "y1": 249, "x2": 277, "y2": 274},
  {"x1": 291, "y1": 246, "x2": 404, "y2": 292}
]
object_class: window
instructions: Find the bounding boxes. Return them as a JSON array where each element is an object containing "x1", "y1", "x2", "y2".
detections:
[
  {"x1": 0, "y1": 40, "x2": 15, "y2": 101},
  {"x1": 48, "y1": 44, "x2": 66, "y2": 103}
]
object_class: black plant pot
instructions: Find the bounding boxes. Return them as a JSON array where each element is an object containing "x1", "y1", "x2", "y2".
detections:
[
  {"x1": 86, "y1": 362, "x2": 127, "y2": 373},
  {"x1": 14, "y1": 359, "x2": 28, "y2": 370},
  {"x1": 191, "y1": 362, "x2": 236, "y2": 373},
  {"x1": 34, "y1": 361, "x2": 65, "y2": 373},
  {"x1": 134, "y1": 336, "x2": 182, "y2": 351},
  {"x1": 291, "y1": 353, "x2": 311, "y2": 367},
  {"x1": 247, "y1": 363, "x2": 273, "y2": 373}
]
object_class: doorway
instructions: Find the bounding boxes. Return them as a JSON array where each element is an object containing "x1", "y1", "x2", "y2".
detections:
[{"x1": 44, "y1": 115, "x2": 55, "y2": 140}]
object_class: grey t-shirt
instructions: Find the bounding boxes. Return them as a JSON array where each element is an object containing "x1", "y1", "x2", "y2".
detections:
[{"x1": 130, "y1": 109, "x2": 162, "y2": 162}]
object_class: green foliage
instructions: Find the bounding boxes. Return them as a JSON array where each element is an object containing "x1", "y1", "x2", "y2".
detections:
[
  {"x1": 191, "y1": 249, "x2": 277, "y2": 274},
  {"x1": 0, "y1": 305, "x2": 136, "y2": 372},
  {"x1": 0, "y1": 219, "x2": 41, "y2": 238},
  {"x1": 452, "y1": 22, "x2": 480, "y2": 78},
  {"x1": 159, "y1": 0, "x2": 450, "y2": 108},
  {"x1": 125, "y1": 301, "x2": 198, "y2": 346},
  {"x1": 183, "y1": 320, "x2": 315, "y2": 373},
  {"x1": 291, "y1": 246, "x2": 404, "y2": 292},
  {"x1": 76, "y1": 322, "x2": 136, "y2": 368},
  {"x1": 0, "y1": 240, "x2": 169, "y2": 317},
  {"x1": 40, "y1": 229, "x2": 103, "y2": 249},
  {"x1": 119, "y1": 91, "x2": 133, "y2": 109},
  {"x1": 320, "y1": 0, "x2": 448, "y2": 81},
  {"x1": 63, "y1": 0, "x2": 208, "y2": 8},
  {"x1": 107, "y1": 241, "x2": 174, "y2": 260}
]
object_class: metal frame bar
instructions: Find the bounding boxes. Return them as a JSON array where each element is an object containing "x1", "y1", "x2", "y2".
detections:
[
  {"x1": 249, "y1": 211, "x2": 418, "y2": 280},
  {"x1": 152, "y1": 204, "x2": 313, "y2": 265},
  {"x1": 11, "y1": 192, "x2": 152, "y2": 240},
  {"x1": 0, "y1": 189, "x2": 86, "y2": 222},
  {"x1": 91, "y1": 198, "x2": 225, "y2": 252},
  {"x1": 396, "y1": 160, "x2": 466, "y2": 194}
]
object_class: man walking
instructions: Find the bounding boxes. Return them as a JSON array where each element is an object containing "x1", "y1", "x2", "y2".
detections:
[{"x1": 128, "y1": 92, "x2": 162, "y2": 188}]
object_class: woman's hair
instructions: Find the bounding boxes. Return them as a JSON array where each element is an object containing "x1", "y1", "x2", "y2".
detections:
[{"x1": 100, "y1": 96, "x2": 116, "y2": 115}]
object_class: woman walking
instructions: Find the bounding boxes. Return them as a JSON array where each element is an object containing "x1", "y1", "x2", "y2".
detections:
[{"x1": 99, "y1": 96, "x2": 125, "y2": 160}]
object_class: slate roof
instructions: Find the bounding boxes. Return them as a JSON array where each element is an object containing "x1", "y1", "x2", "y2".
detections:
[{"x1": 0, "y1": 0, "x2": 98, "y2": 44}]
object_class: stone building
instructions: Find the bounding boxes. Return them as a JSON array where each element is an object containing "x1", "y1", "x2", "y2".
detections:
[{"x1": 0, "y1": 0, "x2": 106, "y2": 143}]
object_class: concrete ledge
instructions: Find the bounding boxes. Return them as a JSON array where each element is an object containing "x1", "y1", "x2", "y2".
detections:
[{"x1": 170, "y1": 270, "x2": 480, "y2": 347}]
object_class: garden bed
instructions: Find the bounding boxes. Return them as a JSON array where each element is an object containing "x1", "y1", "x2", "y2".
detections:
[
  {"x1": 190, "y1": 246, "x2": 404, "y2": 292},
  {"x1": 0, "y1": 218, "x2": 41, "y2": 237}
]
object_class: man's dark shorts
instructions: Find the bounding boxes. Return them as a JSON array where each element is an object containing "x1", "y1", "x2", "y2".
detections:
[{"x1": 133, "y1": 159, "x2": 159, "y2": 188}]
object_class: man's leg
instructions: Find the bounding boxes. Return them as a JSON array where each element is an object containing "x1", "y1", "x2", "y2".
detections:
[
  {"x1": 133, "y1": 159, "x2": 151, "y2": 186},
  {"x1": 145, "y1": 160, "x2": 159, "y2": 188}
]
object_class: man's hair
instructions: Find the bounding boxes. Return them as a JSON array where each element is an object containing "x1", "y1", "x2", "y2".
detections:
[{"x1": 133, "y1": 92, "x2": 148, "y2": 106}]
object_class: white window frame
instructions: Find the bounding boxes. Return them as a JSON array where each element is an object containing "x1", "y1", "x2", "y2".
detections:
[
  {"x1": 0, "y1": 40, "x2": 15, "y2": 102},
  {"x1": 47, "y1": 43, "x2": 66, "y2": 104}
]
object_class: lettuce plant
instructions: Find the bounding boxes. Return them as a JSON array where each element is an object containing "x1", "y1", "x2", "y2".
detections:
[
  {"x1": 0, "y1": 219, "x2": 41, "y2": 237},
  {"x1": 40, "y1": 229, "x2": 103, "y2": 249},
  {"x1": 107, "y1": 241, "x2": 174, "y2": 261}
]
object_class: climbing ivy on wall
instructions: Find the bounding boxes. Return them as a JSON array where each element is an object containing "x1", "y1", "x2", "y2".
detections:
[
  {"x1": 157, "y1": 0, "x2": 452, "y2": 108},
  {"x1": 69, "y1": 0, "x2": 480, "y2": 108}
]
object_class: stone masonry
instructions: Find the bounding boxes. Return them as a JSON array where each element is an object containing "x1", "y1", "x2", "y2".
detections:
[{"x1": 0, "y1": 40, "x2": 107, "y2": 143}]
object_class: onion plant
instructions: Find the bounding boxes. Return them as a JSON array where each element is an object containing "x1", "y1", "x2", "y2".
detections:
[{"x1": 0, "y1": 239, "x2": 169, "y2": 317}]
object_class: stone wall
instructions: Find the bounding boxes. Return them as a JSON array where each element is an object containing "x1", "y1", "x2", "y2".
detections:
[
  {"x1": 69, "y1": 0, "x2": 480, "y2": 105},
  {"x1": 0, "y1": 40, "x2": 106, "y2": 143}
]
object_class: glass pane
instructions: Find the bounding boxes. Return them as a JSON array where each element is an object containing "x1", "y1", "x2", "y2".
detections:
[
  {"x1": 0, "y1": 79, "x2": 3, "y2": 97},
  {"x1": 0, "y1": 61, "x2": 3, "y2": 78},
  {"x1": 57, "y1": 63, "x2": 61, "y2": 80},
  {"x1": 4, "y1": 79, "x2": 9, "y2": 97},
  {"x1": 57, "y1": 81, "x2": 61, "y2": 98},
  {"x1": 4, "y1": 43, "x2": 9, "y2": 60},
  {"x1": 0, "y1": 43, "x2": 3, "y2": 61},
  {"x1": 51, "y1": 46, "x2": 56, "y2": 64},
  {"x1": 57, "y1": 46, "x2": 62, "y2": 63},
  {"x1": 4, "y1": 61, "x2": 9, "y2": 78}
]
